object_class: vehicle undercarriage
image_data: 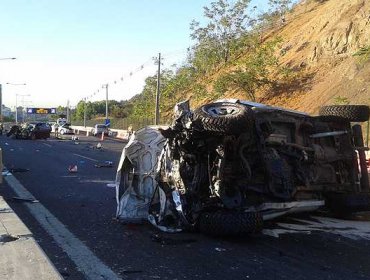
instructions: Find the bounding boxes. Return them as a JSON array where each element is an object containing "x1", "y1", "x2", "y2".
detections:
[{"x1": 115, "y1": 100, "x2": 370, "y2": 236}]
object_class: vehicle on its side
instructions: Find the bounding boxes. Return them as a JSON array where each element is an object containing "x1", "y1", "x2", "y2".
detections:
[
  {"x1": 58, "y1": 123, "x2": 74, "y2": 135},
  {"x1": 115, "y1": 100, "x2": 370, "y2": 236},
  {"x1": 92, "y1": 124, "x2": 109, "y2": 136},
  {"x1": 7, "y1": 122, "x2": 51, "y2": 140}
]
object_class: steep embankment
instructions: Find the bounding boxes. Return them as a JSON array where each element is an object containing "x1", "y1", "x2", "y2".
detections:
[{"x1": 259, "y1": 0, "x2": 370, "y2": 113}]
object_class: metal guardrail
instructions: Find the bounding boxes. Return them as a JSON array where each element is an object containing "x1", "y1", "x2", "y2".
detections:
[
  {"x1": 0, "y1": 148, "x2": 3, "y2": 184},
  {"x1": 70, "y1": 126, "x2": 131, "y2": 141}
]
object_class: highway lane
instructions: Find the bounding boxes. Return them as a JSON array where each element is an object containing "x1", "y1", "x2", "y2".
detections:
[{"x1": 1, "y1": 134, "x2": 370, "y2": 280}]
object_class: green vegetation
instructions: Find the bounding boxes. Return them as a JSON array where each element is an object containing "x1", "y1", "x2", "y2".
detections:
[
  {"x1": 353, "y1": 46, "x2": 370, "y2": 65},
  {"x1": 333, "y1": 96, "x2": 350, "y2": 105},
  {"x1": 214, "y1": 37, "x2": 282, "y2": 101}
]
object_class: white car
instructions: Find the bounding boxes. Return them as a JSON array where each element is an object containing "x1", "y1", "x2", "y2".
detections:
[
  {"x1": 58, "y1": 124, "x2": 74, "y2": 135},
  {"x1": 92, "y1": 124, "x2": 109, "y2": 136}
]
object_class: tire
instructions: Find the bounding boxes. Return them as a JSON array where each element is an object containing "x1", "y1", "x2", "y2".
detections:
[
  {"x1": 60, "y1": 129, "x2": 65, "y2": 135},
  {"x1": 198, "y1": 210, "x2": 263, "y2": 236},
  {"x1": 319, "y1": 105, "x2": 370, "y2": 122},
  {"x1": 326, "y1": 193, "x2": 370, "y2": 216},
  {"x1": 30, "y1": 133, "x2": 36, "y2": 140},
  {"x1": 193, "y1": 102, "x2": 254, "y2": 134}
]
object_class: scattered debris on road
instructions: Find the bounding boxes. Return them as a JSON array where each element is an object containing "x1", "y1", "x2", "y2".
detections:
[
  {"x1": 95, "y1": 161, "x2": 113, "y2": 168},
  {"x1": 11, "y1": 196, "x2": 39, "y2": 203},
  {"x1": 150, "y1": 233, "x2": 197, "y2": 245},
  {"x1": 68, "y1": 165, "x2": 78, "y2": 173},
  {"x1": 9, "y1": 168, "x2": 30, "y2": 173},
  {"x1": 215, "y1": 247, "x2": 227, "y2": 252},
  {"x1": 0, "y1": 234, "x2": 19, "y2": 243}
]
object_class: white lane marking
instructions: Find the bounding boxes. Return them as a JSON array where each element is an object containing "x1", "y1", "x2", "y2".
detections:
[
  {"x1": 73, "y1": 153, "x2": 99, "y2": 162},
  {"x1": 263, "y1": 216, "x2": 370, "y2": 240},
  {"x1": 79, "y1": 179, "x2": 115, "y2": 184},
  {"x1": 5, "y1": 173, "x2": 123, "y2": 280},
  {"x1": 42, "y1": 143, "x2": 52, "y2": 148}
]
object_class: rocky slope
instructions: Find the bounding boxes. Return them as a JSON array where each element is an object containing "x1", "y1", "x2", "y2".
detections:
[{"x1": 232, "y1": 0, "x2": 370, "y2": 114}]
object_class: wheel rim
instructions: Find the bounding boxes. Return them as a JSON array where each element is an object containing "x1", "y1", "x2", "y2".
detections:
[{"x1": 204, "y1": 105, "x2": 240, "y2": 117}]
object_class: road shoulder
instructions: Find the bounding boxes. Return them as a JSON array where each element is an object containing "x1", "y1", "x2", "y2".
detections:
[{"x1": 0, "y1": 194, "x2": 62, "y2": 279}]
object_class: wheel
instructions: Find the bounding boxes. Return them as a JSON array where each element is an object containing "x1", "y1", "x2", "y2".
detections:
[
  {"x1": 326, "y1": 193, "x2": 370, "y2": 217},
  {"x1": 319, "y1": 105, "x2": 370, "y2": 122},
  {"x1": 198, "y1": 210, "x2": 263, "y2": 236},
  {"x1": 193, "y1": 102, "x2": 254, "y2": 134},
  {"x1": 60, "y1": 129, "x2": 65, "y2": 135},
  {"x1": 30, "y1": 133, "x2": 36, "y2": 140}
]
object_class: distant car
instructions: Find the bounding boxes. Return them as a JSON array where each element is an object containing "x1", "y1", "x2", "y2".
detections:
[
  {"x1": 108, "y1": 130, "x2": 118, "y2": 137},
  {"x1": 58, "y1": 123, "x2": 74, "y2": 135},
  {"x1": 92, "y1": 124, "x2": 109, "y2": 136},
  {"x1": 7, "y1": 122, "x2": 51, "y2": 140}
]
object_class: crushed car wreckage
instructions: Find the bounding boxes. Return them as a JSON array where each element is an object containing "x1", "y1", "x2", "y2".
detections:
[
  {"x1": 7, "y1": 122, "x2": 51, "y2": 140},
  {"x1": 115, "y1": 100, "x2": 370, "y2": 236}
]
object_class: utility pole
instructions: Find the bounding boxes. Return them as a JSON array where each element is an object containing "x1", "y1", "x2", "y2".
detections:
[
  {"x1": 102, "y1": 84, "x2": 109, "y2": 123},
  {"x1": 15, "y1": 97, "x2": 17, "y2": 124},
  {"x1": 83, "y1": 98, "x2": 87, "y2": 127},
  {"x1": 155, "y1": 53, "x2": 161, "y2": 125},
  {"x1": 67, "y1": 100, "x2": 70, "y2": 123},
  {"x1": 0, "y1": 84, "x2": 2, "y2": 122}
]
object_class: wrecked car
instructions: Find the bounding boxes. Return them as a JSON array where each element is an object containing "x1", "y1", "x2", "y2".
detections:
[
  {"x1": 58, "y1": 123, "x2": 74, "y2": 135},
  {"x1": 7, "y1": 122, "x2": 51, "y2": 140},
  {"x1": 115, "y1": 100, "x2": 370, "y2": 236}
]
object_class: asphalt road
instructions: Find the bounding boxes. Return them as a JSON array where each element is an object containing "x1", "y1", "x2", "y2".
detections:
[{"x1": 1, "y1": 133, "x2": 370, "y2": 280}]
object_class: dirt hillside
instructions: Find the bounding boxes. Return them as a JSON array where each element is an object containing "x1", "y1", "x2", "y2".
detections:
[{"x1": 235, "y1": 0, "x2": 370, "y2": 114}]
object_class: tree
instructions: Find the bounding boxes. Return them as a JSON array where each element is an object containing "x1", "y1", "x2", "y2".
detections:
[
  {"x1": 214, "y1": 37, "x2": 281, "y2": 101},
  {"x1": 190, "y1": 0, "x2": 253, "y2": 70},
  {"x1": 268, "y1": 0, "x2": 292, "y2": 16}
]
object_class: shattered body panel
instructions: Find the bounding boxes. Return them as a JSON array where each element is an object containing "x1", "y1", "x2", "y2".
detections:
[{"x1": 115, "y1": 99, "x2": 370, "y2": 235}]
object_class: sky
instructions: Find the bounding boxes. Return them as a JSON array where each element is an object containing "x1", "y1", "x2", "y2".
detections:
[{"x1": 0, "y1": 0, "x2": 270, "y2": 110}]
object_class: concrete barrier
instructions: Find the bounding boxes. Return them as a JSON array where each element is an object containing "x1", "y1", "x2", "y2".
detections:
[{"x1": 70, "y1": 126, "x2": 130, "y2": 141}]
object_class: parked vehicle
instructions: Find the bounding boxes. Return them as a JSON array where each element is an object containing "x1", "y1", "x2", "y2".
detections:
[
  {"x1": 92, "y1": 124, "x2": 109, "y2": 136},
  {"x1": 58, "y1": 123, "x2": 74, "y2": 135},
  {"x1": 7, "y1": 122, "x2": 51, "y2": 140},
  {"x1": 115, "y1": 100, "x2": 370, "y2": 236}
]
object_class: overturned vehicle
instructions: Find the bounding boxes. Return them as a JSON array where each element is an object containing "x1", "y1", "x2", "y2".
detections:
[{"x1": 115, "y1": 100, "x2": 370, "y2": 236}]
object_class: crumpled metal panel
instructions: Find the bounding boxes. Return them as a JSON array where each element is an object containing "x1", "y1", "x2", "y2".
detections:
[{"x1": 115, "y1": 126, "x2": 166, "y2": 223}]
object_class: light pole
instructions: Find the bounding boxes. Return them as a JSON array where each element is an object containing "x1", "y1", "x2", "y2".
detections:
[
  {"x1": 83, "y1": 98, "x2": 87, "y2": 127},
  {"x1": 5, "y1": 83, "x2": 26, "y2": 123},
  {"x1": 102, "y1": 84, "x2": 109, "y2": 124},
  {"x1": 0, "y1": 57, "x2": 17, "y2": 121},
  {"x1": 15, "y1": 94, "x2": 30, "y2": 124}
]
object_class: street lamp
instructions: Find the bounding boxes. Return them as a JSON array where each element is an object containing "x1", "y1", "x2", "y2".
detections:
[
  {"x1": 15, "y1": 93, "x2": 30, "y2": 124},
  {"x1": 0, "y1": 57, "x2": 17, "y2": 121},
  {"x1": 7, "y1": 82, "x2": 26, "y2": 86},
  {"x1": 5, "y1": 83, "x2": 26, "y2": 123}
]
